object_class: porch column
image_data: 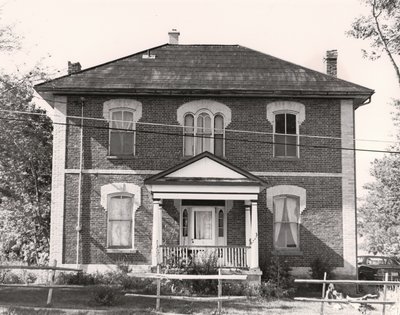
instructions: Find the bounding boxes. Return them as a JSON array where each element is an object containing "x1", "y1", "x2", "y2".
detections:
[
  {"x1": 152, "y1": 198, "x2": 162, "y2": 266},
  {"x1": 250, "y1": 200, "x2": 259, "y2": 269},
  {"x1": 245, "y1": 202, "x2": 251, "y2": 268}
]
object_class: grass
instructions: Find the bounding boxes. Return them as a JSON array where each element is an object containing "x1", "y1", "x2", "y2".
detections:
[{"x1": 0, "y1": 287, "x2": 390, "y2": 314}]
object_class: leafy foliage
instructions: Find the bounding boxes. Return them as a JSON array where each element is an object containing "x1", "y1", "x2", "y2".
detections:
[
  {"x1": 261, "y1": 256, "x2": 294, "y2": 290},
  {"x1": 347, "y1": 0, "x2": 400, "y2": 84},
  {"x1": 0, "y1": 20, "x2": 52, "y2": 264},
  {"x1": 92, "y1": 285, "x2": 123, "y2": 306},
  {"x1": 359, "y1": 100, "x2": 400, "y2": 255}
]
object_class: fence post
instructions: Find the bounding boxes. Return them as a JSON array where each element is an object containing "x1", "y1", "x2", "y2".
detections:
[
  {"x1": 320, "y1": 272, "x2": 327, "y2": 315},
  {"x1": 218, "y1": 268, "x2": 222, "y2": 314},
  {"x1": 156, "y1": 264, "x2": 161, "y2": 312},
  {"x1": 383, "y1": 273, "x2": 388, "y2": 315},
  {"x1": 46, "y1": 259, "x2": 57, "y2": 307}
]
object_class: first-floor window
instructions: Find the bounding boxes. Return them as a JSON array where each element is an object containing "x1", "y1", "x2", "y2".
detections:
[
  {"x1": 218, "y1": 209, "x2": 224, "y2": 237},
  {"x1": 273, "y1": 195, "x2": 300, "y2": 249},
  {"x1": 108, "y1": 194, "x2": 133, "y2": 248},
  {"x1": 182, "y1": 209, "x2": 188, "y2": 237}
]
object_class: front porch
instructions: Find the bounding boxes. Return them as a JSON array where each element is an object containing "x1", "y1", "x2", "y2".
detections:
[{"x1": 144, "y1": 152, "x2": 268, "y2": 274}]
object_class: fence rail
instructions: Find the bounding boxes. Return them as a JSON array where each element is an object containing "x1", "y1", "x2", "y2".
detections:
[
  {"x1": 127, "y1": 266, "x2": 248, "y2": 314},
  {"x1": 159, "y1": 245, "x2": 250, "y2": 268},
  {"x1": 0, "y1": 260, "x2": 82, "y2": 306},
  {"x1": 295, "y1": 273, "x2": 399, "y2": 315}
]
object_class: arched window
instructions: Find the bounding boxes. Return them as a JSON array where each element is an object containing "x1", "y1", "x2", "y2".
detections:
[
  {"x1": 274, "y1": 112, "x2": 298, "y2": 157},
  {"x1": 273, "y1": 195, "x2": 300, "y2": 249},
  {"x1": 183, "y1": 112, "x2": 225, "y2": 157},
  {"x1": 184, "y1": 114, "x2": 195, "y2": 156},
  {"x1": 218, "y1": 209, "x2": 224, "y2": 237},
  {"x1": 109, "y1": 109, "x2": 135, "y2": 156},
  {"x1": 182, "y1": 209, "x2": 189, "y2": 237},
  {"x1": 214, "y1": 115, "x2": 224, "y2": 157}
]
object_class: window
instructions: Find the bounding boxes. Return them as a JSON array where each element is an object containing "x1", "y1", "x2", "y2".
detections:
[
  {"x1": 183, "y1": 112, "x2": 225, "y2": 156},
  {"x1": 108, "y1": 194, "x2": 133, "y2": 248},
  {"x1": 273, "y1": 195, "x2": 300, "y2": 249},
  {"x1": 109, "y1": 109, "x2": 135, "y2": 156},
  {"x1": 182, "y1": 209, "x2": 188, "y2": 237},
  {"x1": 274, "y1": 112, "x2": 298, "y2": 157},
  {"x1": 218, "y1": 209, "x2": 224, "y2": 237}
]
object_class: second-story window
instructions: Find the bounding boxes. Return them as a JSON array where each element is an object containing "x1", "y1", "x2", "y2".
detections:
[
  {"x1": 274, "y1": 112, "x2": 298, "y2": 157},
  {"x1": 183, "y1": 112, "x2": 225, "y2": 157},
  {"x1": 109, "y1": 109, "x2": 135, "y2": 156}
]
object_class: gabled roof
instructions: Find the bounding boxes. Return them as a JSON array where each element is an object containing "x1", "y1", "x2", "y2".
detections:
[
  {"x1": 144, "y1": 151, "x2": 267, "y2": 186},
  {"x1": 35, "y1": 44, "x2": 373, "y2": 104}
]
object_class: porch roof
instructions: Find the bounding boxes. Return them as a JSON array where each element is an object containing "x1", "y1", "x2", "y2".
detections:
[{"x1": 145, "y1": 152, "x2": 267, "y2": 200}]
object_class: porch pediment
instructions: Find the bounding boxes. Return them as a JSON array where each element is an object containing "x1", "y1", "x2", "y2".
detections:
[{"x1": 145, "y1": 152, "x2": 266, "y2": 200}]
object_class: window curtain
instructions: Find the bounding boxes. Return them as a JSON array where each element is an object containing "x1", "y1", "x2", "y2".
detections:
[
  {"x1": 274, "y1": 197, "x2": 299, "y2": 248},
  {"x1": 195, "y1": 211, "x2": 212, "y2": 239},
  {"x1": 109, "y1": 196, "x2": 133, "y2": 247}
]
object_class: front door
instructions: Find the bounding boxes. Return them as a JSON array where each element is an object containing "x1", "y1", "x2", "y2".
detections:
[{"x1": 190, "y1": 207, "x2": 215, "y2": 246}]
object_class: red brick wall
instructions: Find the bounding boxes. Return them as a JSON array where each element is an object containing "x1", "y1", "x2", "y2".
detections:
[
  {"x1": 65, "y1": 96, "x2": 342, "y2": 173},
  {"x1": 61, "y1": 95, "x2": 345, "y2": 269}
]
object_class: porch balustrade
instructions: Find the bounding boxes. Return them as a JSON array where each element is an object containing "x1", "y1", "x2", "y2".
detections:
[{"x1": 158, "y1": 245, "x2": 250, "y2": 269}]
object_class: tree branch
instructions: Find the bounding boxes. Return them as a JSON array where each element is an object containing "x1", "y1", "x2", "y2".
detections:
[{"x1": 372, "y1": 0, "x2": 400, "y2": 85}]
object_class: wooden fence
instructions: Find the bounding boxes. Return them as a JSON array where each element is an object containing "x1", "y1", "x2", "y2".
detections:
[
  {"x1": 126, "y1": 266, "x2": 248, "y2": 314},
  {"x1": 0, "y1": 260, "x2": 82, "y2": 306},
  {"x1": 295, "y1": 273, "x2": 400, "y2": 315}
]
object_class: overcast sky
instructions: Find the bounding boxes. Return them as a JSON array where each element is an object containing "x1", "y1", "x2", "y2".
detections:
[{"x1": 1, "y1": 0, "x2": 399, "y2": 197}]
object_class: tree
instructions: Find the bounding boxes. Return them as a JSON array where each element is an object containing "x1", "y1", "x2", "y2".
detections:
[
  {"x1": 347, "y1": 0, "x2": 400, "y2": 85},
  {"x1": 358, "y1": 100, "x2": 400, "y2": 255},
  {"x1": 0, "y1": 18, "x2": 53, "y2": 264}
]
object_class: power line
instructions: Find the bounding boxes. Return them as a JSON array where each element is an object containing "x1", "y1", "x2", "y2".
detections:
[
  {"x1": 0, "y1": 106, "x2": 398, "y2": 145},
  {"x1": 0, "y1": 115, "x2": 399, "y2": 155}
]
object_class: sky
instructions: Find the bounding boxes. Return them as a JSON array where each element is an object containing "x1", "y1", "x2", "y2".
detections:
[{"x1": 1, "y1": 0, "x2": 399, "y2": 198}]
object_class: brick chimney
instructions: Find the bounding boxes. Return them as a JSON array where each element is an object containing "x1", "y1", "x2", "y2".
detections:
[
  {"x1": 68, "y1": 61, "x2": 82, "y2": 74},
  {"x1": 168, "y1": 29, "x2": 180, "y2": 45},
  {"x1": 325, "y1": 50, "x2": 338, "y2": 77}
]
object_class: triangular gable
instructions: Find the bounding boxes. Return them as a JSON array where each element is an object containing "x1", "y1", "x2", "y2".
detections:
[
  {"x1": 145, "y1": 151, "x2": 267, "y2": 186},
  {"x1": 166, "y1": 157, "x2": 246, "y2": 179}
]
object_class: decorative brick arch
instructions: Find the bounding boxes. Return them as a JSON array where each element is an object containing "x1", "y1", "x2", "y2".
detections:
[
  {"x1": 177, "y1": 100, "x2": 231, "y2": 127},
  {"x1": 103, "y1": 99, "x2": 142, "y2": 121},
  {"x1": 100, "y1": 182, "x2": 141, "y2": 212},
  {"x1": 266, "y1": 185, "x2": 306, "y2": 214},
  {"x1": 266, "y1": 101, "x2": 305, "y2": 125}
]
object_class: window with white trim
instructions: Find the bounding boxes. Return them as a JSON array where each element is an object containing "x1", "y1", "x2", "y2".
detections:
[
  {"x1": 273, "y1": 195, "x2": 300, "y2": 249},
  {"x1": 109, "y1": 109, "x2": 135, "y2": 156},
  {"x1": 107, "y1": 194, "x2": 134, "y2": 248},
  {"x1": 183, "y1": 112, "x2": 225, "y2": 156},
  {"x1": 274, "y1": 112, "x2": 298, "y2": 157}
]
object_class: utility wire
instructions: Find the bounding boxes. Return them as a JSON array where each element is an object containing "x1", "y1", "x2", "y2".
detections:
[
  {"x1": 0, "y1": 107, "x2": 398, "y2": 145},
  {"x1": 0, "y1": 115, "x2": 399, "y2": 155}
]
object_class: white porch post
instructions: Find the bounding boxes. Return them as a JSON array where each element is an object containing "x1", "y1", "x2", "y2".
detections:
[
  {"x1": 245, "y1": 201, "x2": 251, "y2": 268},
  {"x1": 152, "y1": 198, "x2": 162, "y2": 266},
  {"x1": 250, "y1": 200, "x2": 259, "y2": 269}
]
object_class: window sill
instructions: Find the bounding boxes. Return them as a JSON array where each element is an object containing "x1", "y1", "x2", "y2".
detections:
[
  {"x1": 106, "y1": 248, "x2": 138, "y2": 254},
  {"x1": 272, "y1": 250, "x2": 303, "y2": 256},
  {"x1": 107, "y1": 155, "x2": 136, "y2": 160},
  {"x1": 273, "y1": 156, "x2": 300, "y2": 160}
]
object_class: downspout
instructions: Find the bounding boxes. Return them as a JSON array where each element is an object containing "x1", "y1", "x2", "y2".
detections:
[{"x1": 76, "y1": 97, "x2": 85, "y2": 266}]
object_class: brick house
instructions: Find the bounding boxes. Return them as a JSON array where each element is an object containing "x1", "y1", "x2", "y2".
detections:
[{"x1": 35, "y1": 31, "x2": 374, "y2": 280}]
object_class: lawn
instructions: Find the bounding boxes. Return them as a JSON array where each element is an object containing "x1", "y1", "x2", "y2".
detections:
[{"x1": 0, "y1": 287, "x2": 390, "y2": 314}]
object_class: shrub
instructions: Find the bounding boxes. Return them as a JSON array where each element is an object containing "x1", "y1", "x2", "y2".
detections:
[
  {"x1": 92, "y1": 285, "x2": 123, "y2": 306},
  {"x1": 310, "y1": 257, "x2": 334, "y2": 280},
  {"x1": 56, "y1": 272, "x2": 96, "y2": 285},
  {"x1": 0, "y1": 271, "x2": 23, "y2": 284},
  {"x1": 262, "y1": 256, "x2": 294, "y2": 289}
]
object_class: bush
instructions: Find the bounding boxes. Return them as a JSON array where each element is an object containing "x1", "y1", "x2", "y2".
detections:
[
  {"x1": 262, "y1": 256, "x2": 294, "y2": 289},
  {"x1": 92, "y1": 285, "x2": 123, "y2": 306},
  {"x1": 310, "y1": 257, "x2": 334, "y2": 280},
  {"x1": 0, "y1": 271, "x2": 23, "y2": 284},
  {"x1": 56, "y1": 272, "x2": 96, "y2": 285}
]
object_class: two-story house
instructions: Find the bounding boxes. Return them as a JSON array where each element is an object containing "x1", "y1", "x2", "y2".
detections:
[{"x1": 34, "y1": 31, "x2": 374, "y2": 280}]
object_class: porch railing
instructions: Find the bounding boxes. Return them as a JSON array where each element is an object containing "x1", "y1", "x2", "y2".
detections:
[{"x1": 159, "y1": 245, "x2": 250, "y2": 269}]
